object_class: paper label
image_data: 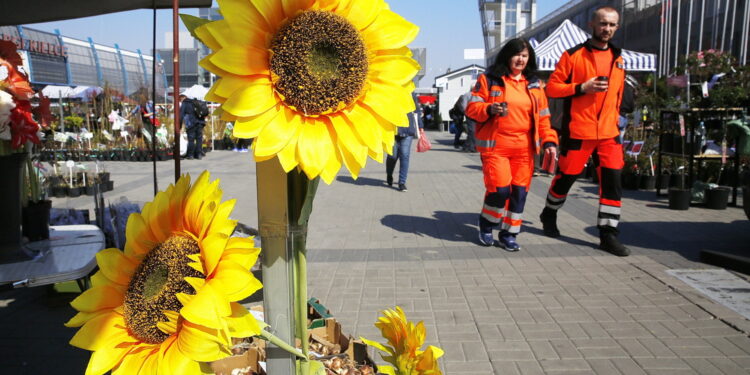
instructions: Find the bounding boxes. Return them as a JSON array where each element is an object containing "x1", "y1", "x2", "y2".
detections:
[{"x1": 678, "y1": 114, "x2": 685, "y2": 137}]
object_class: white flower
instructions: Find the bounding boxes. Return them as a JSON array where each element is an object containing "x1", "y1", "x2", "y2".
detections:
[{"x1": 0, "y1": 90, "x2": 16, "y2": 141}]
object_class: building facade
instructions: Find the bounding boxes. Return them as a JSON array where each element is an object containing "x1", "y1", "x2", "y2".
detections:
[
  {"x1": 0, "y1": 25, "x2": 166, "y2": 97},
  {"x1": 514, "y1": 0, "x2": 750, "y2": 76},
  {"x1": 434, "y1": 64, "x2": 485, "y2": 122},
  {"x1": 154, "y1": 47, "x2": 201, "y2": 88},
  {"x1": 479, "y1": 0, "x2": 537, "y2": 66}
]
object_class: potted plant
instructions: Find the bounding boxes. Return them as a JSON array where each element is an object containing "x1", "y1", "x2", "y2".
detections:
[{"x1": 22, "y1": 159, "x2": 51, "y2": 241}]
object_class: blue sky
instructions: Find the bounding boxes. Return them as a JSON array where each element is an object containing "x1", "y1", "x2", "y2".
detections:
[{"x1": 25, "y1": 0, "x2": 561, "y2": 87}]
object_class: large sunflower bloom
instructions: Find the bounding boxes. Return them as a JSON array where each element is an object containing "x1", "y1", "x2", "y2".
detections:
[
  {"x1": 66, "y1": 171, "x2": 262, "y2": 374},
  {"x1": 194, "y1": 0, "x2": 420, "y2": 183}
]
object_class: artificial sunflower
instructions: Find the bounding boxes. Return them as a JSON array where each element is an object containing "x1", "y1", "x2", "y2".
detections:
[
  {"x1": 361, "y1": 306, "x2": 444, "y2": 375},
  {"x1": 193, "y1": 0, "x2": 420, "y2": 183},
  {"x1": 66, "y1": 171, "x2": 262, "y2": 375}
]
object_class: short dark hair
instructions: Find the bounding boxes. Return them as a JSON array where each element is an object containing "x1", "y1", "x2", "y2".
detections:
[
  {"x1": 490, "y1": 38, "x2": 537, "y2": 78},
  {"x1": 591, "y1": 6, "x2": 619, "y2": 21}
]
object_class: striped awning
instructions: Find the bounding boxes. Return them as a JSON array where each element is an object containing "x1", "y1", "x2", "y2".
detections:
[{"x1": 534, "y1": 19, "x2": 656, "y2": 72}]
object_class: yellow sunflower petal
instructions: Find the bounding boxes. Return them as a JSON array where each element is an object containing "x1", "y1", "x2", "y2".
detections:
[
  {"x1": 158, "y1": 336, "x2": 203, "y2": 374},
  {"x1": 201, "y1": 233, "x2": 230, "y2": 277},
  {"x1": 112, "y1": 346, "x2": 157, "y2": 375},
  {"x1": 177, "y1": 320, "x2": 230, "y2": 362},
  {"x1": 282, "y1": 0, "x2": 314, "y2": 18},
  {"x1": 233, "y1": 103, "x2": 283, "y2": 139},
  {"x1": 276, "y1": 122, "x2": 303, "y2": 172},
  {"x1": 209, "y1": 261, "x2": 263, "y2": 302},
  {"x1": 222, "y1": 79, "x2": 276, "y2": 117},
  {"x1": 70, "y1": 284, "x2": 124, "y2": 313},
  {"x1": 338, "y1": 143, "x2": 364, "y2": 179},
  {"x1": 363, "y1": 9, "x2": 419, "y2": 51},
  {"x1": 328, "y1": 114, "x2": 368, "y2": 166},
  {"x1": 297, "y1": 118, "x2": 335, "y2": 179},
  {"x1": 69, "y1": 312, "x2": 128, "y2": 351},
  {"x1": 84, "y1": 332, "x2": 139, "y2": 375},
  {"x1": 66, "y1": 310, "x2": 109, "y2": 328},
  {"x1": 251, "y1": 0, "x2": 285, "y2": 32},
  {"x1": 95, "y1": 248, "x2": 138, "y2": 287},
  {"x1": 214, "y1": 75, "x2": 268, "y2": 101},
  {"x1": 194, "y1": 24, "x2": 221, "y2": 51},
  {"x1": 345, "y1": 105, "x2": 383, "y2": 152},
  {"x1": 226, "y1": 302, "x2": 262, "y2": 337},
  {"x1": 370, "y1": 55, "x2": 420, "y2": 86},
  {"x1": 221, "y1": 242, "x2": 260, "y2": 270},
  {"x1": 206, "y1": 200, "x2": 237, "y2": 238},
  {"x1": 319, "y1": 145, "x2": 342, "y2": 184},
  {"x1": 339, "y1": 0, "x2": 384, "y2": 30},
  {"x1": 360, "y1": 85, "x2": 410, "y2": 127},
  {"x1": 124, "y1": 213, "x2": 156, "y2": 257},
  {"x1": 178, "y1": 283, "x2": 232, "y2": 329},
  {"x1": 217, "y1": 0, "x2": 270, "y2": 33},
  {"x1": 253, "y1": 107, "x2": 302, "y2": 157},
  {"x1": 210, "y1": 46, "x2": 270, "y2": 76}
]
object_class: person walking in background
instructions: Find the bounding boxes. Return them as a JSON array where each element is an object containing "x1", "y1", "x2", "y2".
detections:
[
  {"x1": 179, "y1": 94, "x2": 205, "y2": 160},
  {"x1": 386, "y1": 94, "x2": 423, "y2": 192},
  {"x1": 466, "y1": 38, "x2": 558, "y2": 251},
  {"x1": 539, "y1": 6, "x2": 629, "y2": 256},
  {"x1": 618, "y1": 74, "x2": 637, "y2": 143},
  {"x1": 449, "y1": 97, "x2": 465, "y2": 149},
  {"x1": 459, "y1": 91, "x2": 477, "y2": 153}
]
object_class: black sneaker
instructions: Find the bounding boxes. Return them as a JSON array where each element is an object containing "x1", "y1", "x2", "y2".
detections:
[
  {"x1": 387, "y1": 175, "x2": 393, "y2": 186},
  {"x1": 539, "y1": 208, "x2": 560, "y2": 238},
  {"x1": 398, "y1": 183, "x2": 407, "y2": 192},
  {"x1": 599, "y1": 232, "x2": 630, "y2": 256}
]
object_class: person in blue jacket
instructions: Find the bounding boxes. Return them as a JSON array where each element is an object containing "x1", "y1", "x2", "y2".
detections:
[{"x1": 386, "y1": 94, "x2": 423, "y2": 192}]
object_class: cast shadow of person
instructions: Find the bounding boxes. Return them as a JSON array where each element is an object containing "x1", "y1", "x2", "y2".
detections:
[
  {"x1": 336, "y1": 175, "x2": 389, "y2": 187},
  {"x1": 381, "y1": 211, "x2": 478, "y2": 243}
]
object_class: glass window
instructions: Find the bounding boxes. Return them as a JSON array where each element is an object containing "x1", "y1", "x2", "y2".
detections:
[
  {"x1": 505, "y1": 24, "x2": 517, "y2": 37},
  {"x1": 521, "y1": 0, "x2": 531, "y2": 11}
]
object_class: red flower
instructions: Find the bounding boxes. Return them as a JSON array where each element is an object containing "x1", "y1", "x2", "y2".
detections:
[{"x1": 9, "y1": 100, "x2": 40, "y2": 149}]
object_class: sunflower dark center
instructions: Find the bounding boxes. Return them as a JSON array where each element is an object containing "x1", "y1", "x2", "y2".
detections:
[
  {"x1": 270, "y1": 10, "x2": 368, "y2": 115},
  {"x1": 124, "y1": 235, "x2": 203, "y2": 344}
]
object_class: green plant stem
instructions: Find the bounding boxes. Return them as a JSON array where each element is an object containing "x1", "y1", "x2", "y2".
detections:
[
  {"x1": 293, "y1": 228, "x2": 309, "y2": 375},
  {"x1": 258, "y1": 330, "x2": 306, "y2": 360}
]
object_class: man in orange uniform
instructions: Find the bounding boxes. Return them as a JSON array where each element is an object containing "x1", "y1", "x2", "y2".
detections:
[
  {"x1": 539, "y1": 6, "x2": 629, "y2": 256},
  {"x1": 467, "y1": 38, "x2": 558, "y2": 251}
]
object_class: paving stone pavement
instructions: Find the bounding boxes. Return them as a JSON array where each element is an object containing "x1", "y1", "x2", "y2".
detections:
[{"x1": 1, "y1": 131, "x2": 749, "y2": 374}]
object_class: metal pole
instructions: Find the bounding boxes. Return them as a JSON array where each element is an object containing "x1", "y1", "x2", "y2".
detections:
[
  {"x1": 729, "y1": 0, "x2": 737, "y2": 55},
  {"x1": 742, "y1": 0, "x2": 750, "y2": 64},
  {"x1": 698, "y1": 0, "x2": 705, "y2": 51},
  {"x1": 172, "y1": 0, "x2": 181, "y2": 182},
  {"x1": 674, "y1": 0, "x2": 681, "y2": 69},
  {"x1": 666, "y1": 0, "x2": 672, "y2": 74},
  {"x1": 58, "y1": 91, "x2": 65, "y2": 132},
  {"x1": 721, "y1": 0, "x2": 730, "y2": 51},
  {"x1": 151, "y1": 3, "x2": 158, "y2": 196},
  {"x1": 686, "y1": 0, "x2": 693, "y2": 108},
  {"x1": 659, "y1": 0, "x2": 666, "y2": 76}
]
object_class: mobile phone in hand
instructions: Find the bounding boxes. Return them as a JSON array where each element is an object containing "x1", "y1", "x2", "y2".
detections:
[{"x1": 597, "y1": 76, "x2": 608, "y2": 81}]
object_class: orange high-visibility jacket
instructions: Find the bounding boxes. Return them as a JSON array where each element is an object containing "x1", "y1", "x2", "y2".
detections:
[
  {"x1": 466, "y1": 73, "x2": 558, "y2": 154},
  {"x1": 546, "y1": 40, "x2": 625, "y2": 140}
]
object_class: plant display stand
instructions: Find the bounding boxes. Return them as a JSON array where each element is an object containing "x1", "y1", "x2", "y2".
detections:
[{"x1": 656, "y1": 108, "x2": 745, "y2": 206}]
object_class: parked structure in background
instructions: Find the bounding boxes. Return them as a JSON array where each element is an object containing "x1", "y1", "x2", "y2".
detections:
[
  {"x1": 0, "y1": 25, "x2": 166, "y2": 96},
  {"x1": 513, "y1": 0, "x2": 750, "y2": 76},
  {"x1": 478, "y1": 0, "x2": 538, "y2": 68},
  {"x1": 434, "y1": 64, "x2": 485, "y2": 127}
]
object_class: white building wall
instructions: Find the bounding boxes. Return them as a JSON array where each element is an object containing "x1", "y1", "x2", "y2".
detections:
[{"x1": 436, "y1": 70, "x2": 483, "y2": 123}]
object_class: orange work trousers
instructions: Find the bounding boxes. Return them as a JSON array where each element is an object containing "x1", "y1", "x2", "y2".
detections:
[{"x1": 479, "y1": 147, "x2": 534, "y2": 235}]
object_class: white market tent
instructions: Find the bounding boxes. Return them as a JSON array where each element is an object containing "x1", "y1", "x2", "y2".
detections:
[
  {"x1": 535, "y1": 19, "x2": 656, "y2": 72},
  {"x1": 181, "y1": 84, "x2": 209, "y2": 101},
  {"x1": 41, "y1": 85, "x2": 75, "y2": 99}
]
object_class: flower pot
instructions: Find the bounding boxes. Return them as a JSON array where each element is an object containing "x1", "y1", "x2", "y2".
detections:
[
  {"x1": 672, "y1": 135, "x2": 683, "y2": 154},
  {"x1": 0, "y1": 153, "x2": 27, "y2": 250},
  {"x1": 22, "y1": 200, "x2": 51, "y2": 242},
  {"x1": 705, "y1": 186, "x2": 731, "y2": 210},
  {"x1": 99, "y1": 172, "x2": 110, "y2": 183},
  {"x1": 657, "y1": 174, "x2": 670, "y2": 190},
  {"x1": 213, "y1": 140, "x2": 224, "y2": 150},
  {"x1": 67, "y1": 187, "x2": 81, "y2": 198},
  {"x1": 85, "y1": 186, "x2": 96, "y2": 196},
  {"x1": 669, "y1": 173, "x2": 688, "y2": 189},
  {"x1": 668, "y1": 188, "x2": 691, "y2": 210},
  {"x1": 52, "y1": 186, "x2": 67, "y2": 198},
  {"x1": 640, "y1": 175, "x2": 656, "y2": 190},
  {"x1": 744, "y1": 185, "x2": 750, "y2": 221},
  {"x1": 105, "y1": 180, "x2": 114, "y2": 192}
]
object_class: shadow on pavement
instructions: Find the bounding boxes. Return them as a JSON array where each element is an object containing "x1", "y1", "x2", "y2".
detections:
[
  {"x1": 336, "y1": 176, "x2": 387, "y2": 187},
  {"x1": 381, "y1": 211, "x2": 478, "y2": 243},
  {"x1": 463, "y1": 165, "x2": 482, "y2": 171}
]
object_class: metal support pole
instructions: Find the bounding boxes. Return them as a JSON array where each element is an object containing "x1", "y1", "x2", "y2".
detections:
[
  {"x1": 257, "y1": 159, "x2": 297, "y2": 375},
  {"x1": 698, "y1": 0, "x2": 706, "y2": 52},
  {"x1": 674, "y1": 0, "x2": 681, "y2": 69},
  {"x1": 172, "y1": 0, "x2": 181, "y2": 182}
]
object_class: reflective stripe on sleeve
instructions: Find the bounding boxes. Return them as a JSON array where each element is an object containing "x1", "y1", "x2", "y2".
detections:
[
  {"x1": 470, "y1": 95, "x2": 485, "y2": 103},
  {"x1": 490, "y1": 91, "x2": 502, "y2": 97},
  {"x1": 539, "y1": 108, "x2": 551, "y2": 117}
]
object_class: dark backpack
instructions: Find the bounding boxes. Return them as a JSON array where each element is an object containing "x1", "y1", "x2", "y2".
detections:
[{"x1": 192, "y1": 99, "x2": 209, "y2": 119}]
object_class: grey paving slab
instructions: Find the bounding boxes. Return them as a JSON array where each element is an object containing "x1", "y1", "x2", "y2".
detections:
[{"x1": 1, "y1": 131, "x2": 749, "y2": 374}]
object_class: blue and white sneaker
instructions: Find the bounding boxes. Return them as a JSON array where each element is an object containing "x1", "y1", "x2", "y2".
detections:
[
  {"x1": 499, "y1": 232, "x2": 520, "y2": 251},
  {"x1": 478, "y1": 230, "x2": 494, "y2": 246}
]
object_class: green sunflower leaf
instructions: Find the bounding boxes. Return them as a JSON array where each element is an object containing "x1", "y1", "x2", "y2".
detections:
[{"x1": 179, "y1": 13, "x2": 211, "y2": 40}]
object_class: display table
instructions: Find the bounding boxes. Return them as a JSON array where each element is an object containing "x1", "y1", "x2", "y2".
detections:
[{"x1": 0, "y1": 225, "x2": 105, "y2": 289}]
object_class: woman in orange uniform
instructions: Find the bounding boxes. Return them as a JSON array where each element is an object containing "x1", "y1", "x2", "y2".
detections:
[{"x1": 466, "y1": 38, "x2": 558, "y2": 250}]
